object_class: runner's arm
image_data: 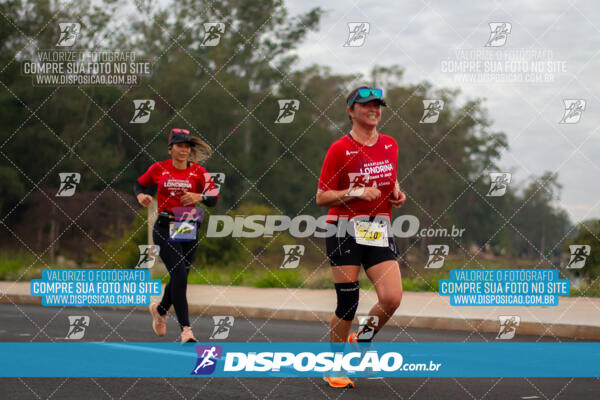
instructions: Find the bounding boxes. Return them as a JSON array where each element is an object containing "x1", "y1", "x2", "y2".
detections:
[
  {"x1": 202, "y1": 196, "x2": 218, "y2": 207},
  {"x1": 134, "y1": 182, "x2": 153, "y2": 208},
  {"x1": 133, "y1": 181, "x2": 147, "y2": 196},
  {"x1": 389, "y1": 180, "x2": 406, "y2": 208},
  {"x1": 316, "y1": 187, "x2": 381, "y2": 207},
  {"x1": 180, "y1": 192, "x2": 218, "y2": 207}
]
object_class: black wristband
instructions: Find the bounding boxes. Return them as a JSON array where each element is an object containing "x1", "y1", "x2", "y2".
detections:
[
  {"x1": 133, "y1": 181, "x2": 147, "y2": 197},
  {"x1": 202, "y1": 196, "x2": 218, "y2": 207}
]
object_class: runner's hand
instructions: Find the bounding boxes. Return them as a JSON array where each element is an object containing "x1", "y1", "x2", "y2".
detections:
[
  {"x1": 137, "y1": 194, "x2": 152, "y2": 208},
  {"x1": 358, "y1": 187, "x2": 381, "y2": 202},
  {"x1": 181, "y1": 192, "x2": 202, "y2": 206},
  {"x1": 390, "y1": 187, "x2": 406, "y2": 208}
]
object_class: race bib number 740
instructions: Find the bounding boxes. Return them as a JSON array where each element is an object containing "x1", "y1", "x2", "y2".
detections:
[{"x1": 353, "y1": 221, "x2": 388, "y2": 247}]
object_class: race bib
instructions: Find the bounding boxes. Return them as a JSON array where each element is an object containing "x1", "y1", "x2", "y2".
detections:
[
  {"x1": 353, "y1": 220, "x2": 388, "y2": 247},
  {"x1": 169, "y1": 221, "x2": 197, "y2": 241}
]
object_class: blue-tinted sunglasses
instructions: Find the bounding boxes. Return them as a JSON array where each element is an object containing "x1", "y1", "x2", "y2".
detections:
[{"x1": 347, "y1": 88, "x2": 384, "y2": 106}]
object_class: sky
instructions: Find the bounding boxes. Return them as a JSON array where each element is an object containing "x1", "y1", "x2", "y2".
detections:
[{"x1": 284, "y1": 0, "x2": 600, "y2": 224}]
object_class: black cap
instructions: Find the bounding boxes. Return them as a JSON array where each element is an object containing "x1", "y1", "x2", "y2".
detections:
[{"x1": 168, "y1": 128, "x2": 194, "y2": 146}]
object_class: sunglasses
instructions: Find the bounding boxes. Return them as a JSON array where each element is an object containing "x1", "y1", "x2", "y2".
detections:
[{"x1": 348, "y1": 88, "x2": 383, "y2": 106}]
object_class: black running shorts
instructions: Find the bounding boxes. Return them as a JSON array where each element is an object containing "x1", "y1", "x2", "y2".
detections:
[{"x1": 325, "y1": 223, "x2": 398, "y2": 269}]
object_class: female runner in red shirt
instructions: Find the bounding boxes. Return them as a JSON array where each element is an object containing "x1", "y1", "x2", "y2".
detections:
[
  {"x1": 134, "y1": 128, "x2": 218, "y2": 343},
  {"x1": 317, "y1": 87, "x2": 406, "y2": 388}
]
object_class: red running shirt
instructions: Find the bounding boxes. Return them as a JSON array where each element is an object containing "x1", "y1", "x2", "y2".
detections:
[
  {"x1": 137, "y1": 160, "x2": 214, "y2": 213},
  {"x1": 318, "y1": 134, "x2": 398, "y2": 220}
]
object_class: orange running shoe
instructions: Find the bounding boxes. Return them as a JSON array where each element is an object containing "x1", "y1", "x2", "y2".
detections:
[
  {"x1": 148, "y1": 302, "x2": 167, "y2": 336},
  {"x1": 348, "y1": 332, "x2": 358, "y2": 343},
  {"x1": 180, "y1": 326, "x2": 197, "y2": 343},
  {"x1": 323, "y1": 376, "x2": 355, "y2": 388}
]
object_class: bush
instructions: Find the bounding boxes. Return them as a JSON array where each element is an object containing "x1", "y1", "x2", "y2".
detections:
[
  {"x1": 253, "y1": 269, "x2": 303, "y2": 288},
  {"x1": 89, "y1": 212, "x2": 148, "y2": 269},
  {"x1": 196, "y1": 202, "x2": 298, "y2": 267},
  {"x1": 0, "y1": 251, "x2": 43, "y2": 280}
]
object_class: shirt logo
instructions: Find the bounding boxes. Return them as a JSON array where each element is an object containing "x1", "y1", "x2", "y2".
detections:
[
  {"x1": 346, "y1": 150, "x2": 358, "y2": 156},
  {"x1": 384, "y1": 144, "x2": 392, "y2": 150}
]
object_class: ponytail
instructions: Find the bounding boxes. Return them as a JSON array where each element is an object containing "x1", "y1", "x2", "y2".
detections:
[{"x1": 189, "y1": 136, "x2": 212, "y2": 164}]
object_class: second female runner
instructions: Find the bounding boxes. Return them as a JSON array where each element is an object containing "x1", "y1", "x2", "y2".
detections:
[{"x1": 135, "y1": 128, "x2": 218, "y2": 343}]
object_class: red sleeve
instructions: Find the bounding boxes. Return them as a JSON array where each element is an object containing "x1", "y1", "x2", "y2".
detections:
[
  {"x1": 318, "y1": 143, "x2": 343, "y2": 191},
  {"x1": 137, "y1": 163, "x2": 159, "y2": 186},
  {"x1": 194, "y1": 165, "x2": 208, "y2": 193}
]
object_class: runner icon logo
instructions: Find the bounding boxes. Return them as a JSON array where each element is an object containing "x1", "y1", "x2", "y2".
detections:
[
  {"x1": 559, "y1": 99, "x2": 586, "y2": 124},
  {"x1": 136, "y1": 245, "x2": 160, "y2": 269},
  {"x1": 485, "y1": 22, "x2": 511, "y2": 47},
  {"x1": 168, "y1": 207, "x2": 203, "y2": 241},
  {"x1": 65, "y1": 316, "x2": 89, "y2": 340},
  {"x1": 130, "y1": 99, "x2": 155, "y2": 123},
  {"x1": 275, "y1": 100, "x2": 300, "y2": 123},
  {"x1": 346, "y1": 173, "x2": 369, "y2": 197},
  {"x1": 420, "y1": 100, "x2": 444, "y2": 124},
  {"x1": 191, "y1": 345, "x2": 222, "y2": 375},
  {"x1": 496, "y1": 315, "x2": 520, "y2": 340},
  {"x1": 203, "y1": 173, "x2": 225, "y2": 196},
  {"x1": 56, "y1": 23, "x2": 80, "y2": 47},
  {"x1": 56, "y1": 172, "x2": 81, "y2": 197},
  {"x1": 201, "y1": 23, "x2": 225, "y2": 47},
  {"x1": 425, "y1": 245, "x2": 449, "y2": 269},
  {"x1": 566, "y1": 245, "x2": 590, "y2": 269},
  {"x1": 344, "y1": 22, "x2": 370, "y2": 47},
  {"x1": 281, "y1": 245, "x2": 305, "y2": 269},
  {"x1": 357, "y1": 316, "x2": 379, "y2": 341},
  {"x1": 486, "y1": 172, "x2": 511, "y2": 197},
  {"x1": 173, "y1": 206, "x2": 204, "y2": 223},
  {"x1": 210, "y1": 316, "x2": 234, "y2": 340}
]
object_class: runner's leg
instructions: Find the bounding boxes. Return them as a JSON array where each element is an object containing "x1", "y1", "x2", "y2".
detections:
[
  {"x1": 364, "y1": 260, "x2": 402, "y2": 332},
  {"x1": 156, "y1": 238, "x2": 195, "y2": 316},
  {"x1": 330, "y1": 265, "x2": 360, "y2": 342},
  {"x1": 153, "y1": 224, "x2": 191, "y2": 329}
]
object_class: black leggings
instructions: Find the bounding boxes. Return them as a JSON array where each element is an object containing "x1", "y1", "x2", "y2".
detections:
[{"x1": 152, "y1": 220, "x2": 198, "y2": 329}]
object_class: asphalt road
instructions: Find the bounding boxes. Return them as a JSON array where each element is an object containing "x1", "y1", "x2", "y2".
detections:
[{"x1": 1, "y1": 304, "x2": 598, "y2": 399}]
